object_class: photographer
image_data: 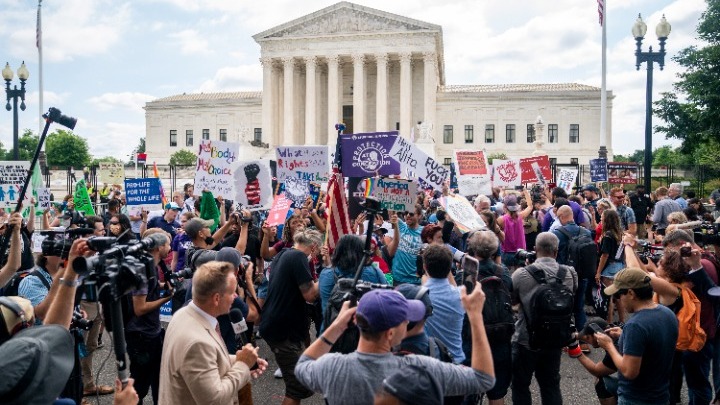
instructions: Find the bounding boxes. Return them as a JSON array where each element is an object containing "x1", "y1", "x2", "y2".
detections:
[
  {"x1": 0, "y1": 204, "x2": 36, "y2": 272},
  {"x1": 0, "y1": 212, "x2": 24, "y2": 288},
  {"x1": 125, "y1": 229, "x2": 174, "y2": 404}
]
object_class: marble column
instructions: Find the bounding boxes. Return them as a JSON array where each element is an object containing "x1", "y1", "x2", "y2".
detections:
[
  {"x1": 282, "y1": 57, "x2": 295, "y2": 145},
  {"x1": 327, "y1": 55, "x2": 340, "y2": 138},
  {"x1": 260, "y1": 57, "x2": 276, "y2": 146},
  {"x1": 399, "y1": 52, "x2": 413, "y2": 137},
  {"x1": 423, "y1": 52, "x2": 437, "y2": 139},
  {"x1": 352, "y1": 53, "x2": 365, "y2": 133},
  {"x1": 375, "y1": 53, "x2": 388, "y2": 132},
  {"x1": 304, "y1": 56, "x2": 317, "y2": 145}
]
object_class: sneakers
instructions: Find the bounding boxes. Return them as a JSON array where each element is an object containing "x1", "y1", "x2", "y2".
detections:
[{"x1": 274, "y1": 368, "x2": 283, "y2": 379}]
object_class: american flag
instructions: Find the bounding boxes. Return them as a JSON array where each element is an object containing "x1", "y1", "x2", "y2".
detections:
[
  {"x1": 597, "y1": 0, "x2": 604, "y2": 26},
  {"x1": 324, "y1": 169, "x2": 351, "y2": 251}
]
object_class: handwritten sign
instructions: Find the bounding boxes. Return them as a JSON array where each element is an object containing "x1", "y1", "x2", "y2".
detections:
[
  {"x1": 266, "y1": 193, "x2": 293, "y2": 226},
  {"x1": 125, "y1": 178, "x2": 162, "y2": 206},
  {"x1": 368, "y1": 177, "x2": 417, "y2": 212},
  {"x1": 73, "y1": 179, "x2": 96, "y2": 216},
  {"x1": 519, "y1": 156, "x2": 552, "y2": 184},
  {"x1": 590, "y1": 158, "x2": 608, "y2": 182},
  {"x1": 284, "y1": 177, "x2": 310, "y2": 207},
  {"x1": 390, "y1": 136, "x2": 448, "y2": 190},
  {"x1": 340, "y1": 132, "x2": 401, "y2": 177},
  {"x1": 0, "y1": 161, "x2": 30, "y2": 209},
  {"x1": 454, "y1": 150, "x2": 491, "y2": 196},
  {"x1": 276, "y1": 146, "x2": 329, "y2": 183},
  {"x1": 234, "y1": 160, "x2": 273, "y2": 211},
  {"x1": 37, "y1": 187, "x2": 51, "y2": 210},
  {"x1": 492, "y1": 159, "x2": 522, "y2": 188},
  {"x1": 440, "y1": 194, "x2": 486, "y2": 233},
  {"x1": 608, "y1": 162, "x2": 638, "y2": 184},
  {"x1": 31, "y1": 233, "x2": 47, "y2": 253},
  {"x1": 195, "y1": 140, "x2": 239, "y2": 199},
  {"x1": 557, "y1": 168, "x2": 578, "y2": 194},
  {"x1": 99, "y1": 162, "x2": 125, "y2": 185},
  {"x1": 159, "y1": 301, "x2": 173, "y2": 322}
]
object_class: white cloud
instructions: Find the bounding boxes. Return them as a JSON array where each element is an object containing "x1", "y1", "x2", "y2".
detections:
[
  {"x1": 87, "y1": 92, "x2": 157, "y2": 112},
  {"x1": 196, "y1": 64, "x2": 263, "y2": 92},
  {"x1": 85, "y1": 122, "x2": 145, "y2": 158},
  {"x1": 168, "y1": 29, "x2": 212, "y2": 55}
]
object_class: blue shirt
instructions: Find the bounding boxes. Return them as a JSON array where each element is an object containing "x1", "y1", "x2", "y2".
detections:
[
  {"x1": 392, "y1": 220, "x2": 423, "y2": 284},
  {"x1": 552, "y1": 223, "x2": 591, "y2": 265},
  {"x1": 674, "y1": 196, "x2": 688, "y2": 209},
  {"x1": 318, "y1": 266, "x2": 387, "y2": 330},
  {"x1": 424, "y1": 277, "x2": 465, "y2": 363},
  {"x1": 616, "y1": 205, "x2": 637, "y2": 232},
  {"x1": 147, "y1": 215, "x2": 181, "y2": 239},
  {"x1": 18, "y1": 266, "x2": 53, "y2": 324}
]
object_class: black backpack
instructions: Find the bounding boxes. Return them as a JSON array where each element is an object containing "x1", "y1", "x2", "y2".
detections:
[
  {"x1": 395, "y1": 336, "x2": 454, "y2": 363},
  {"x1": 558, "y1": 227, "x2": 598, "y2": 279},
  {"x1": 479, "y1": 268, "x2": 515, "y2": 343},
  {"x1": 0, "y1": 269, "x2": 51, "y2": 297},
  {"x1": 523, "y1": 265, "x2": 575, "y2": 350}
]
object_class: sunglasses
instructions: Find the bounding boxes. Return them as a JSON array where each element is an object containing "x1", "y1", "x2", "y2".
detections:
[{"x1": 404, "y1": 212, "x2": 415, "y2": 217}]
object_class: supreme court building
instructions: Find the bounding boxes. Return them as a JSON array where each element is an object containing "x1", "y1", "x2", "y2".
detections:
[{"x1": 145, "y1": 2, "x2": 613, "y2": 165}]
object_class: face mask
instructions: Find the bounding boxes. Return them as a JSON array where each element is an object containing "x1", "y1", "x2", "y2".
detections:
[{"x1": 204, "y1": 236, "x2": 215, "y2": 245}]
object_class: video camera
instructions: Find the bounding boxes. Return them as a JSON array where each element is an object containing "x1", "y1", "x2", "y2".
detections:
[
  {"x1": 694, "y1": 222, "x2": 720, "y2": 247},
  {"x1": 637, "y1": 241, "x2": 664, "y2": 265},
  {"x1": 515, "y1": 249, "x2": 537, "y2": 264},
  {"x1": 70, "y1": 309, "x2": 93, "y2": 331},
  {"x1": 40, "y1": 212, "x2": 94, "y2": 259}
]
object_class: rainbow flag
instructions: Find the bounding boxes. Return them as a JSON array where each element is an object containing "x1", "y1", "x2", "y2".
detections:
[
  {"x1": 152, "y1": 162, "x2": 168, "y2": 207},
  {"x1": 363, "y1": 178, "x2": 376, "y2": 198}
]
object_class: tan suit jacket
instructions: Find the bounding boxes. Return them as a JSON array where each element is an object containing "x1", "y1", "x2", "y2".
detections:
[{"x1": 159, "y1": 305, "x2": 250, "y2": 405}]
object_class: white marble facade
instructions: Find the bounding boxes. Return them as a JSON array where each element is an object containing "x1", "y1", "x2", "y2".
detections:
[{"x1": 145, "y1": 2, "x2": 612, "y2": 165}]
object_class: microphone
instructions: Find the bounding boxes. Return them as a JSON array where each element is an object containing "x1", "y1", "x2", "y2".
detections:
[{"x1": 229, "y1": 308, "x2": 248, "y2": 346}]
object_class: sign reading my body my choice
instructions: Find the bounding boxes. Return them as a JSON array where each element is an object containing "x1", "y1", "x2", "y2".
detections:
[
  {"x1": 195, "y1": 140, "x2": 239, "y2": 199},
  {"x1": 125, "y1": 178, "x2": 162, "y2": 205}
]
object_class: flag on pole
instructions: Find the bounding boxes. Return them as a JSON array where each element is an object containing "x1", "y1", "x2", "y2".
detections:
[
  {"x1": 324, "y1": 170, "x2": 351, "y2": 251},
  {"x1": 597, "y1": 0, "x2": 605, "y2": 26},
  {"x1": 152, "y1": 162, "x2": 168, "y2": 207}
]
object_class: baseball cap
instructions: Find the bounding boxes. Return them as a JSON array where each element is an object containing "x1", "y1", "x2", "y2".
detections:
[
  {"x1": 503, "y1": 195, "x2": 519, "y2": 212},
  {"x1": 185, "y1": 218, "x2": 215, "y2": 239},
  {"x1": 165, "y1": 202, "x2": 181, "y2": 211},
  {"x1": 382, "y1": 365, "x2": 443, "y2": 405},
  {"x1": 0, "y1": 297, "x2": 34, "y2": 344},
  {"x1": 603, "y1": 267, "x2": 651, "y2": 296},
  {"x1": 356, "y1": 290, "x2": 425, "y2": 332},
  {"x1": 216, "y1": 247, "x2": 242, "y2": 268}
]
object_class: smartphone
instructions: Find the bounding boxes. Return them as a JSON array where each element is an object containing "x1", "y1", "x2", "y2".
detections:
[
  {"x1": 461, "y1": 255, "x2": 479, "y2": 294},
  {"x1": 589, "y1": 323, "x2": 606, "y2": 335}
]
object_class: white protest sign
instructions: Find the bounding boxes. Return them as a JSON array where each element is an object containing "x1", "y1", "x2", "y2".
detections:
[
  {"x1": 370, "y1": 178, "x2": 417, "y2": 212},
  {"x1": 284, "y1": 177, "x2": 310, "y2": 207},
  {"x1": 37, "y1": 187, "x2": 51, "y2": 210},
  {"x1": 492, "y1": 159, "x2": 522, "y2": 188},
  {"x1": 0, "y1": 161, "x2": 31, "y2": 209},
  {"x1": 389, "y1": 136, "x2": 449, "y2": 190},
  {"x1": 234, "y1": 160, "x2": 273, "y2": 211},
  {"x1": 275, "y1": 146, "x2": 330, "y2": 183},
  {"x1": 557, "y1": 168, "x2": 578, "y2": 195},
  {"x1": 99, "y1": 162, "x2": 125, "y2": 185},
  {"x1": 440, "y1": 194, "x2": 486, "y2": 233},
  {"x1": 454, "y1": 150, "x2": 491, "y2": 196},
  {"x1": 194, "y1": 140, "x2": 240, "y2": 199},
  {"x1": 31, "y1": 233, "x2": 47, "y2": 253}
]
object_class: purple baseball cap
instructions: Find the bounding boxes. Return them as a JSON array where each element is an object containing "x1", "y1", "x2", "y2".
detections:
[{"x1": 356, "y1": 290, "x2": 426, "y2": 332}]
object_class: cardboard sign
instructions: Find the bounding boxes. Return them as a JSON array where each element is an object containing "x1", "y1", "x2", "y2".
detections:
[
  {"x1": 340, "y1": 132, "x2": 401, "y2": 177},
  {"x1": 608, "y1": 162, "x2": 638, "y2": 184},
  {"x1": 194, "y1": 140, "x2": 240, "y2": 199},
  {"x1": 125, "y1": 178, "x2": 162, "y2": 206},
  {"x1": 440, "y1": 194, "x2": 486, "y2": 233},
  {"x1": 266, "y1": 193, "x2": 293, "y2": 226},
  {"x1": 493, "y1": 159, "x2": 522, "y2": 188},
  {"x1": 99, "y1": 162, "x2": 125, "y2": 185},
  {"x1": 367, "y1": 177, "x2": 417, "y2": 212},
  {"x1": 73, "y1": 179, "x2": 96, "y2": 216},
  {"x1": 0, "y1": 161, "x2": 30, "y2": 209},
  {"x1": 389, "y1": 136, "x2": 449, "y2": 190},
  {"x1": 276, "y1": 146, "x2": 329, "y2": 183},
  {"x1": 590, "y1": 158, "x2": 608, "y2": 182},
  {"x1": 284, "y1": 177, "x2": 310, "y2": 207},
  {"x1": 557, "y1": 168, "x2": 578, "y2": 195},
  {"x1": 234, "y1": 160, "x2": 273, "y2": 211},
  {"x1": 454, "y1": 150, "x2": 491, "y2": 196},
  {"x1": 519, "y1": 156, "x2": 552, "y2": 184},
  {"x1": 159, "y1": 301, "x2": 173, "y2": 322},
  {"x1": 37, "y1": 187, "x2": 51, "y2": 210}
]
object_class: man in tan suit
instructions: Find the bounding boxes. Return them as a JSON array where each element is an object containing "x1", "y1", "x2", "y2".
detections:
[{"x1": 159, "y1": 261, "x2": 259, "y2": 405}]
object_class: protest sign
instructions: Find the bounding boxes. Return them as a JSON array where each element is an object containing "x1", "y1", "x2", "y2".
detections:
[
  {"x1": 194, "y1": 140, "x2": 240, "y2": 199},
  {"x1": 608, "y1": 162, "x2": 638, "y2": 184},
  {"x1": 590, "y1": 158, "x2": 608, "y2": 182},
  {"x1": 454, "y1": 150, "x2": 491, "y2": 196},
  {"x1": 37, "y1": 187, "x2": 51, "y2": 210},
  {"x1": 276, "y1": 146, "x2": 329, "y2": 183},
  {"x1": 234, "y1": 160, "x2": 273, "y2": 211},
  {"x1": 557, "y1": 167, "x2": 578, "y2": 194},
  {"x1": 284, "y1": 177, "x2": 311, "y2": 207},
  {"x1": 124, "y1": 178, "x2": 162, "y2": 207},
  {"x1": 31, "y1": 233, "x2": 46, "y2": 253},
  {"x1": 159, "y1": 301, "x2": 173, "y2": 322},
  {"x1": 99, "y1": 162, "x2": 125, "y2": 184},
  {"x1": 367, "y1": 177, "x2": 417, "y2": 212},
  {"x1": 266, "y1": 193, "x2": 293, "y2": 226},
  {"x1": 340, "y1": 132, "x2": 401, "y2": 177},
  {"x1": 73, "y1": 179, "x2": 96, "y2": 215},
  {"x1": 492, "y1": 159, "x2": 522, "y2": 188},
  {"x1": 390, "y1": 136, "x2": 449, "y2": 190},
  {"x1": 519, "y1": 156, "x2": 552, "y2": 184},
  {"x1": 0, "y1": 161, "x2": 30, "y2": 209},
  {"x1": 440, "y1": 194, "x2": 486, "y2": 233}
]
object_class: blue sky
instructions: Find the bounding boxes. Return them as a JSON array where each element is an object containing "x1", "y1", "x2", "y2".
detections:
[{"x1": 0, "y1": 0, "x2": 707, "y2": 160}]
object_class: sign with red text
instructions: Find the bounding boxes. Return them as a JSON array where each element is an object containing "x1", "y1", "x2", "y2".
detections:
[
  {"x1": 454, "y1": 150, "x2": 491, "y2": 196},
  {"x1": 194, "y1": 140, "x2": 239, "y2": 199},
  {"x1": 519, "y1": 155, "x2": 551, "y2": 184},
  {"x1": 275, "y1": 146, "x2": 329, "y2": 183},
  {"x1": 492, "y1": 159, "x2": 522, "y2": 188}
]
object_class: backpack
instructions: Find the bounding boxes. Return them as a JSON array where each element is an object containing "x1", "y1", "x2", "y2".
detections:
[
  {"x1": 395, "y1": 336, "x2": 454, "y2": 363},
  {"x1": 523, "y1": 265, "x2": 575, "y2": 350},
  {"x1": 655, "y1": 284, "x2": 706, "y2": 352},
  {"x1": 0, "y1": 269, "x2": 51, "y2": 297},
  {"x1": 479, "y1": 268, "x2": 515, "y2": 343},
  {"x1": 558, "y1": 227, "x2": 598, "y2": 279}
]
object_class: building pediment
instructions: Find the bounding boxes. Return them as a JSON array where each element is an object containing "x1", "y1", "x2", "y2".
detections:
[{"x1": 253, "y1": 1, "x2": 440, "y2": 40}]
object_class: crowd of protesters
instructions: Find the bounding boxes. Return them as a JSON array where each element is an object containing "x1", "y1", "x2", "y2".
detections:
[{"x1": 0, "y1": 179, "x2": 719, "y2": 405}]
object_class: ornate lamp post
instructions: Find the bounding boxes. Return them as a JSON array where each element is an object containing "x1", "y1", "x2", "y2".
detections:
[
  {"x1": 633, "y1": 14, "x2": 671, "y2": 192},
  {"x1": 3, "y1": 61, "x2": 29, "y2": 160}
]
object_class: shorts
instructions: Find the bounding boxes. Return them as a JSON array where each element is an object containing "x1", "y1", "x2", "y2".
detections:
[
  {"x1": 601, "y1": 261, "x2": 624, "y2": 279},
  {"x1": 595, "y1": 375, "x2": 618, "y2": 399},
  {"x1": 266, "y1": 338, "x2": 313, "y2": 400}
]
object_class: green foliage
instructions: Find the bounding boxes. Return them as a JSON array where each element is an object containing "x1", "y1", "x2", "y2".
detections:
[
  {"x1": 169, "y1": 149, "x2": 197, "y2": 166},
  {"x1": 136, "y1": 137, "x2": 145, "y2": 153},
  {"x1": 486, "y1": 153, "x2": 508, "y2": 164},
  {"x1": 90, "y1": 156, "x2": 123, "y2": 167},
  {"x1": 46, "y1": 129, "x2": 92, "y2": 168},
  {"x1": 17, "y1": 129, "x2": 39, "y2": 160}
]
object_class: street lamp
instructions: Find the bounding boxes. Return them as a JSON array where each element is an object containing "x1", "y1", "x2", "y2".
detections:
[
  {"x1": 633, "y1": 14, "x2": 671, "y2": 193},
  {"x1": 3, "y1": 61, "x2": 29, "y2": 161}
]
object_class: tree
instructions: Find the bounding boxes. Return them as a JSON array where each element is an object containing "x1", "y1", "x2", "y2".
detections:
[
  {"x1": 46, "y1": 129, "x2": 92, "y2": 168},
  {"x1": 135, "y1": 137, "x2": 145, "y2": 153},
  {"x1": 486, "y1": 153, "x2": 508, "y2": 164},
  {"x1": 654, "y1": 0, "x2": 720, "y2": 155},
  {"x1": 169, "y1": 149, "x2": 197, "y2": 166},
  {"x1": 90, "y1": 156, "x2": 123, "y2": 166},
  {"x1": 17, "y1": 129, "x2": 39, "y2": 161}
]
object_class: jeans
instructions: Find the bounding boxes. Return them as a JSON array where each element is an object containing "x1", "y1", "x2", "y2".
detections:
[
  {"x1": 486, "y1": 341, "x2": 512, "y2": 400},
  {"x1": 126, "y1": 330, "x2": 164, "y2": 405},
  {"x1": 684, "y1": 341, "x2": 713, "y2": 405},
  {"x1": 574, "y1": 278, "x2": 589, "y2": 332},
  {"x1": 618, "y1": 398, "x2": 668, "y2": 405},
  {"x1": 511, "y1": 342, "x2": 562, "y2": 405}
]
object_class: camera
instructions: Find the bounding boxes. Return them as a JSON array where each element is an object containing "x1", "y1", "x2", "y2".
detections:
[
  {"x1": 360, "y1": 197, "x2": 382, "y2": 215},
  {"x1": 40, "y1": 218, "x2": 95, "y2": 259},
  {"x1": 637, "y1": 241, "x2": 664, "y2": 265},
  {"x1": 44, "y1": 107, "x2": 77, "y2": 130},
  {"x1": 516, "y1": 249, "x2": 537, "y2": 264},
  {"x1": 70, "y1": 309, "x2": 93, "y2": 331},
  {"x1": 694, "y1": 222, "x2": 720, "y2": 247}
]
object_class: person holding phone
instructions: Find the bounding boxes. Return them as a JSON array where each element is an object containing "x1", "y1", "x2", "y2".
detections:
[{"x1": 572, "y1": 318, "x2": 619, "y2": 405}]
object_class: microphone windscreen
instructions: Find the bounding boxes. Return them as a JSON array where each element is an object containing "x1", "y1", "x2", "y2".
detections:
[{"x1": 229, "y1": 308, "x2": 244, "y2": 323}]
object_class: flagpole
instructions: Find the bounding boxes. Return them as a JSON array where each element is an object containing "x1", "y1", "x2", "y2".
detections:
[
  {"x1": 599, "y1": 0, "x2": 608, "y2": 159},
  {"x1": 37, "y1": 0, "x2": 44, "y2": 139}
]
